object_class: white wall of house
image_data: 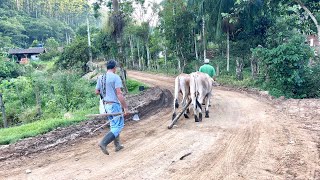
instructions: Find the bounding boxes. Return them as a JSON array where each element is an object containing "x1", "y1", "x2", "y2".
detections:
[{"x1": 31, "y1": 55, "x2": 40, "y2": 61}]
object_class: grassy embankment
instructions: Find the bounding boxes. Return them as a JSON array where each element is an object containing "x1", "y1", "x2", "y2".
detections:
[{"x1": 0, "y1": 78, "x2": 147, "y2": 145}]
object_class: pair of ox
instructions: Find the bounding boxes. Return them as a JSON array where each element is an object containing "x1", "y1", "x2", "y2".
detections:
[{"x1": 172, "y1": 72, "x2": 215, "y2": 122}]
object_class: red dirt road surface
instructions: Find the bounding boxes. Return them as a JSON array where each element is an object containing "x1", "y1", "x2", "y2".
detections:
[{"x1": 1, "y1": 70, "x2": 320, "y2": 180}]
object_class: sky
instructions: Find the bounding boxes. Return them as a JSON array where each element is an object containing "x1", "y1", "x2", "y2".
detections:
[
  {"x1": 89, "y1": 0, "x2": 163, "y2": 26},
  {"x1": 132, "y1": 0, "x2": 163, "y2": 26}
]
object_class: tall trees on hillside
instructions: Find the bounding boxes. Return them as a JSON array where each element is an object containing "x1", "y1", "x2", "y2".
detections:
[
  {"x1": 0, "y1": 0, "x2": 93, "y2": 48},
  {"x1": 159, "y1": 0, "x2": 194, "y2": 72},
  {"x1": 10, "y1": 0, "x2": 89, "y2": 26}
]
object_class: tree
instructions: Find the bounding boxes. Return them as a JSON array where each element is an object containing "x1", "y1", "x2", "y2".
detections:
[
  {"x1": 57, "y1": 37, "x2": 98, "y2": 73},
  {"x1": 160, "y1": 0, "x2": 194, "y2": 72},
  {"x1": 45, "y1": 37, "x2": 59, "y2": 52},
  {"x1": 31, "y1": 40, "x2": 40, "y2": 47}
]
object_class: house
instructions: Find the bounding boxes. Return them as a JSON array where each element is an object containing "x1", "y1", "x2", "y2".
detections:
[
  {"x1": 8, "y1": 47, "x2": 46, "y2": 63},
  {"x1": 307, "y1": 35, "x2": 320, "y2": 56}
]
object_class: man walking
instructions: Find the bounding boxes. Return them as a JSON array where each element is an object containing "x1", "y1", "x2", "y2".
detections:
[
  {"x1": 95, "y1": 60, "x2": 129, "y2": 155},
  {"x1": 199, "y1": 58, "x2": 216, "y2": 80},
  {"x1": 199, "y1": 58, "x2": 216, "y2": 106}
]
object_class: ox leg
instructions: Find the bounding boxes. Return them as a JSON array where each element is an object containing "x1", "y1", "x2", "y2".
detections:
[
  {"x1": 191, "y1": 98, "x2": 200, "y2": 122},
  {"x1": 186, "y1": 97, "x2": 190, "y2": 115},
  {"x1": 175, "y1": 99, "x2": 179, "y2": 109},
  {"x1": 205, "y1": 94, "x2": 211, "y2": 118},
  {"x1": 194, "y1": 102, "x2": 199, "y2": 122},
  {"x1": 198, "y1": 93, "x2": 207, "y2": 122},
  {"x1": 183, "y1": 102, "x2": 189, "y2": 119},
  {"x1": 172, "y1": 112, "x2": 177, "y2": 120},
  {"x1": 196, "y1": 97, "x2": 203, "y2": 122},
  {"x1": 172, "y1": 99, "x2": 178, "y2": 120},
  {"x1": 172, "y1": 77, "x2": 180, "y2": 121},
  {"x1": 181, "y1": 93, "x2": 189, "y2": 119}
]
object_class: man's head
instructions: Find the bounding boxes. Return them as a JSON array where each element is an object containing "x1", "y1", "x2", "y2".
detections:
[
  {"x1": 106, "y1": 60, "x2": 117, "y2": 72},
  {"x1": 204, "y1": 58, "x2": 210, "y2": 64}
]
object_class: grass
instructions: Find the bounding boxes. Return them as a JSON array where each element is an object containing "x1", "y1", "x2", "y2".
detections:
[
  {"x1": 217, "y1": 74, "x2": 257, "y2": 88},
  {"x1": 142, "y1": 67, "x2": 258, "y2": 89},
  {"x1": 126, "y1": 78, "x2": 149, "y2": 95},
  {"x1": 0, "y1": 79, "x2": 148, "y2": 145},
  {"x1": 0, "y1": 108, "x2": 96, "y2": 145}
]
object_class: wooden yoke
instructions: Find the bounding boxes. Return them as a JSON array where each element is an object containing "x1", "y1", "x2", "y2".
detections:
[{"x1": 168, "y1": 99, "x2": 192, "y2": 129}]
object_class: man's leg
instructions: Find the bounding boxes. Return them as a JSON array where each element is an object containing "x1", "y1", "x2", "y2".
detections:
[
  {"x1": 99, "y1": 131, "x2": 115, "y2": 155},
  {"x1": 110, "y1": 103, "x2": 125, "y2": 152},
  {"x1": 114, "y1": 135, "x2": 124, "y2": 152},
  {"x1": 99, "y1": 104, "x2": 123, "y2": 155}
]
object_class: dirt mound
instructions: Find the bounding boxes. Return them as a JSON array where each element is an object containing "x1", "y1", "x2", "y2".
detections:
[
  {"x1": 0, "y1": 87, "x2": 173, "y2": 162},
  {"x1": 279, "y1": 99, "x2": 320, "y2": 120}
]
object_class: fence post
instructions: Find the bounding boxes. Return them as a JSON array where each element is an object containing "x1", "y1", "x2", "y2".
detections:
[{"x1": 0, "y1": 93, "x2": 8, "y2": 128}]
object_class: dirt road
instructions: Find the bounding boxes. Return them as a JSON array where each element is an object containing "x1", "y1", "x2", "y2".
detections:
[{"x1": 1, "y1": 71, "x2": 319, "y2": 179}]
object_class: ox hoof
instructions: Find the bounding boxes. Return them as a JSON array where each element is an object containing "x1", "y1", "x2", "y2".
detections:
[
  {"x1": 175, "y1": 99, "x2": 179, "y2": 108},
  {"x1": 186, "y1": 108, "x2": 190, "y2": 114},
  {"x1": 199, "y1": 113, "x2": 203, "y2": 122},
  {"x1": 184, "y1": 114, "x2": 189, "y2": 119},
  {"x1": 194, "y1": 115, "x2": 199, "y2": 122},
  {"x1": 205, "y1": 111, "x2": 209, "y2": 118},
  {"x1": 172, "y1": 113, "x2": 176, "y2": 120}
]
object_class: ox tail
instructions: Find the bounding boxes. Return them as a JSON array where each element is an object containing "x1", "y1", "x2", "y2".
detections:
[
  {"x1": 193, "y1": 74, "x2": 202, "y2": 111},
  {"x1": 196, "y1": 98, "x2": 202, "y2": 111},
  {"x1": 174, "y1": 76, "x2": 180, "y2": 109}
]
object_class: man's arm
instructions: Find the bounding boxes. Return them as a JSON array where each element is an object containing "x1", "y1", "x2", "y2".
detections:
[
  {"x1": 211, "y1": 66, "x2": 216, "y2": 80},
  {"x1": 95, "y1": 76, "x2": 102, "y2": 95},
  {"x1": 116, "y1": 88, "x2": 129, "y2": 116}
]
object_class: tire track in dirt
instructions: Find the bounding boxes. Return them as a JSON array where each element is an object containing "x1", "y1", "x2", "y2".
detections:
[{"x1": 128, "y1": 71, "x2": 319, "y2": 179}]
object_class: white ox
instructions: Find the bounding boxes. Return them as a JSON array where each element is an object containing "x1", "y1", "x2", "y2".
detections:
[
  {"x1": 172, "y1": 73, "x2": 191, "y2": 120},
  {"x1": 190, "y1": 72, "x2": 214, "y2": 122}
]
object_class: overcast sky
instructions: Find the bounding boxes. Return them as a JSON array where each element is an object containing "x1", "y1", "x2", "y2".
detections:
[
  {"x1": 132, "y1": 0, "x2": 163, "y2": 26},
  {"x1": 89, "y1": 0, "x2": 163, "y2": 26}
]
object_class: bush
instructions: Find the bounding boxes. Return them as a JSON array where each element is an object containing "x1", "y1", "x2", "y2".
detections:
[
  {"x1": 56, "y1": 37, "x2": 99, "y2": 73},
  {"x1": 18, "y1": 107, "x2": 38, "y2": 123},
  {"x1": 39, "y1": 51, "x2": 61, "y2": 61},
  {"x1": 126, "y1": 79, "x2": 148, "y2": 94},
  {"x1": 126, "y1": 79, "x2": 141, "y2": 92},
  {"x1": 0, "y1": 57, "x2": 21, "y2": 79},
  {"x1": 256, "y1": 34, "x2": 316, "y2": 98},
  {"x1": 303, "y1": 64, "x2": 320, "y2": 98},
  {"x1": 0, "y1": 69, "x2": 97, "y2": 127},
  {"x1": 0, "y1": 75, "x2": 44, "y2": 126},
  {"x1": 51, "y1": 71, "x2": 96, "y2": 112}
]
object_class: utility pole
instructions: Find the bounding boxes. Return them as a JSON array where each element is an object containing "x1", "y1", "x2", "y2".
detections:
[
  {"x1": 202, "y1": 15, "x2": 206, "y2": 60},
  {"x1": 0, "y1": 93, "x2": 8, "y2": 128}
]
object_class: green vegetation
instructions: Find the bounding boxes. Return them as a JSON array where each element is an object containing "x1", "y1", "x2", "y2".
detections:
[
  {"x1": 0, "y1": 57, "x2": 21, "y2": 79},
  {"x1": 0, "y1": 108, "x2": 93, "y2": 145},
  {"x1": 1, "y1": 0, "x2": 320, "y2": 144},
  {"x1": 91, "y1": 0, "x2": 320, "y2": 98},
  {"x1": 0, "y1": 77, "x2": 147, "y2": 145},
  {"x1": 0, "y1": 61, "x2": 147, "y2": 144},
  {"x1": 0, "y1": 67, "x2": 96, "y2": 125},
  {"x1": 126, "y1": 79, "x2": 148, "y2": 95},
  {"x1": 0, "y1": 0, "x2": 96, "y2": 49}
]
